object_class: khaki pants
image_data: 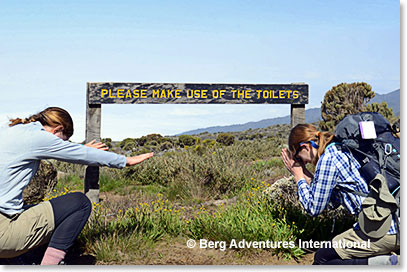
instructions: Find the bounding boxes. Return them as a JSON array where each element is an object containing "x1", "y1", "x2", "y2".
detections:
[
  {"x1": 333, "y1": 228, "x2": 399, "y2": 259},
  {"x1": 0, "y1": 201, "x2": 55, "y2": 258}
]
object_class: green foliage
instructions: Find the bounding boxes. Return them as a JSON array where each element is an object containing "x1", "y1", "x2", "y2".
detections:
[
  {"x1": 320, "y1": 82, "x2": 396, "y2": 132},
  {"x1": 136, "y1": 134, "x2": 165, "y2": 146},
  {"x1": 202, "y1": 139, "x2": 216, "y2": 148},
  {"x1": 320, "y1": 82, "x2": 375, "y2": 131},
  {"x1": 216, "y1": 133, "x2": 235, "y2": 146},
  {"x1": 79, "y1": 188, "x2": 305, "y2": 262},
  {"x1": 159, "y1": 141, "x2": 173, "y2": 151},
  {"x1": 252, "y1": 158, "x2": 284, "y2": 171},
  {"x1": 55, "y1": 174, "x2": 84, "y2": 192},
  {"x1": 188, "y1": 191, "x2": 305, "y2": 259},
  {"x1": 239, "y1": 133, "x2": 264, "y2": 140},
  {"x1": 177, "y1": 135, "x2": 198, "y2": 147},
  {"x1": 79, "y1": 196, "x2": 184, "y2": 262},
  {"x1": 363, "y1": 101, "x2": 398, "y2": 124},
  {"x1": 121, "y1": 139, "x2": 287, "y2": 201},
  {"x1": 119, "y1": 138, "x2": 137, "y2": 151},
  {"x1": 101, "y1": 138, "x2": 113, "y2": 149}
]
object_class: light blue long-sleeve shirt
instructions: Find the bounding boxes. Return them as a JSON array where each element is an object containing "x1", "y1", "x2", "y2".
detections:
[{"x1": 0, "y1": 121, "x2": 127, "y2": 215}]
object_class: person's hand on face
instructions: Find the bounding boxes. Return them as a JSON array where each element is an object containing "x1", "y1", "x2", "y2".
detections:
[{"x1": 281, "y1": 148, "x2": 305, "y2": 181}]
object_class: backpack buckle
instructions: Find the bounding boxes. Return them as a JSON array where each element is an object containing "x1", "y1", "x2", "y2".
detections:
[{"x1": 385, "y1": 144, "x2": 392, "y2": 155}]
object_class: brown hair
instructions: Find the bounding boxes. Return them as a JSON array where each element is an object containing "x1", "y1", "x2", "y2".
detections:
[
  {"x1": 288, "y1": 124, "x2": 334, "y2": 165},
  {"x1": 9, "y1": 107, "x2": 74, "y2": 138}
]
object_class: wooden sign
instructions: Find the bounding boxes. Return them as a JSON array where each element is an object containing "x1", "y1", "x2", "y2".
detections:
[{"x1": 87, "y1": 83, "x2": 309, "y2": 104}]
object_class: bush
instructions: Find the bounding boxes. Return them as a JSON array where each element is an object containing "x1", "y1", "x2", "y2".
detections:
[
  {"x1": 177, "y1": 135, "x2": 198, "y2": 147},
  {"x1": 216, "y1": 133, "x2": 235, "y2": 146},
  {"x1": 319, "y1": 82, "x2": 396, "y2": 132},
  {"x1": 159, "y1": 141, "x2": 173, "y2": 151},
  {"x1": 120, "y1": 140, "x2": 288, "y2": 201},
  {"x1": 101, "y1": 138, "x2": 113, "y2": 149},
  {"x1": 119, "y1": 138, "x2": 137, "y2": 151}
]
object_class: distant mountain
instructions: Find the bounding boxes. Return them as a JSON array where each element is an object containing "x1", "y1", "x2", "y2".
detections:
[
  {"x1": 369, "y1": 89, "x2": 400, "y2": 115},
  {"x1": 178, "y1": 89, "x2": 400, "y2": 135}
]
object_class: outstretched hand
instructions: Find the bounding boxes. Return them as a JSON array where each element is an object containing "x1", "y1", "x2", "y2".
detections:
[
  {"x1": 85, "y1": 139, "x2": 109, "y2": 151},
  {"x1": 126, "y1": 152, "x2": 154, "y2": 166}
]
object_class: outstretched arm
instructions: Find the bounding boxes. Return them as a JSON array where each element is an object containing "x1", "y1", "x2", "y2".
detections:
[
  {"x1": 85, "y1": 140, "x2": 153, "y2": 166},
  {"x1": 126, "y1": 153, "x2": 154, "y2": 166}
]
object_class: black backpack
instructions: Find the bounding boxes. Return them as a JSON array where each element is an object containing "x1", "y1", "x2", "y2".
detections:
[{"x1": 334, "y1": 112, "x2": 400, "y2": 197}]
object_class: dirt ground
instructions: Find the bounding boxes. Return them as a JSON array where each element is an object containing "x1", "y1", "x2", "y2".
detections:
[
  {"x1": 92, "y1": 241, "x2": 315, "y2": 265},
  {"x1": 138, "y1": 240, "x2": 315, "y2": 265}
]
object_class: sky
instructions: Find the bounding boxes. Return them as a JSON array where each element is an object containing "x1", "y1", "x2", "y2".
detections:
[{"x1": 0, "y1": 0, "x2": 401, "y2": 142}]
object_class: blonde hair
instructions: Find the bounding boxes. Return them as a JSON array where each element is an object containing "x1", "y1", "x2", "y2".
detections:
[
  {"x1": 9, "y1": 107, "x2": 74, "y2": 138},
  {"x1": 288, "y1": 124, "x2": 334, "y2": 165}
]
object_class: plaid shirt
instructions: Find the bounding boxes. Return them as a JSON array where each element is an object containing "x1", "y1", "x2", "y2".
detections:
[{"x1": 297, "y1": 143, "x2": 398, "y2": 235}]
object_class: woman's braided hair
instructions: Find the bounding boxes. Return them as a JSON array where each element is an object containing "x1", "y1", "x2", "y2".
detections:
[{"x1": 9, "y1": 107, "x2": 74, "y2": 138}]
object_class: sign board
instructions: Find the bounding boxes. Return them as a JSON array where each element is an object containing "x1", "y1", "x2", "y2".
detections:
[{"x1": 87, "y1": 82, "x2": 308, "y2": 104}]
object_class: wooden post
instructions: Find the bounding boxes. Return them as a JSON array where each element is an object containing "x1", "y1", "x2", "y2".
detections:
[
  {"x1": 85, "y1": 98, "x2": 102, "y2": 203},
  {"x1": 290, "y1": 104, "x2": 305, "y2": 128}
]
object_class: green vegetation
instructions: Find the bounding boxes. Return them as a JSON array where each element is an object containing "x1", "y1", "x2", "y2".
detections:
[
  {"x1": 320, "y1": 82, "x2": 397, "y2": 132},
  {"x1": 216, "y1": 133, "x2": 235, "y2": 146},
  {"x1": 47, "y1": 122, "x2": 354, "y2": 264}
]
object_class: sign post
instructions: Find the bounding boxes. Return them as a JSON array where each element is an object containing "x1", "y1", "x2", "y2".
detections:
[{"x1": 85, "y1": 82, "x2": 308, "y2": 202}]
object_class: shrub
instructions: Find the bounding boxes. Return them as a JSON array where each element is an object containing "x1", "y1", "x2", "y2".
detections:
[
  {"x1": 159, "y1": 141, "x2": 173, "y2": 151},
  {"x1": 319, "y1": 82, "x2": 396, "y2": 132},
  {"x1": 177, "y1": 135, "x2": 198, "y2": 147},
  {"x1": 216, "y1": 133, "x2": 235, "y2": 146},
  {"x1": 119, "y1": 138, "x2": 137, "y2": 151},
  {"x1": 101, "y1": 138, "x2": 113, "y2": 149}
]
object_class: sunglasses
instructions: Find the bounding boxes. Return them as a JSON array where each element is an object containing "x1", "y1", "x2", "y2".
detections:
[{"x1": 294, "y1": 140, "x2": 319, "y2": 162}]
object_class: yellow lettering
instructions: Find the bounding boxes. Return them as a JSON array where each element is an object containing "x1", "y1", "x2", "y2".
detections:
[
  {"x1": 231, "y1": 90, "x2": 237, "y2": 98},
  {"x1": 167, "y1": 89, "x2": 174, "y2": 98},
  {"x1": 194, "y1": 90, "x2": 201, "y2": 98},
  {"x1": 201, "y1": 90, "x2": 207, "y2": 99},
  {"x1": 126, "y1": 90, "x2": 132, "y2": 98},
  {"x1": 175, "y1": 89, "x2": 181, "y2": 98},
  {"x1": 117, "y1": 89, "x2": 124, "y2": 98},
  {"x1": 101, "y1": 89, "x2": 108, "y2": 97},
  {"x1": 187, "y1": 89, "x2": 193, "y2": 98},
  {"x1": 256, "y1": 90, "x2": 262, "y2": 99},
  {"x1": 132, "y1": 89, "x2": 139, "y2": 98},
  {"x1": 272, "y1": 90, "x2": 278, "y2": 99},
  {"x1": 293, "y1": 90, "x2": 299, "y2": 99},
  {"x1": 286, "y1": 90, "x2": 292, "y2": 98},
  {"x1": 246, "y1": 90, "x2": 251, "y2": 99},
  {"x1": 279, "y1": 90, "x2": 285, "y2": 99},
  {"x1": 152, "y1": 89, "x2": 160, "y2": 98},
  {"x1": 237, "y1": 90, "x2": 245, "y2": 99},
  {"x1": 160, "y1": 90, "x2": 166, "y2": 98},
  {"x1": 108, "y1": 89, "x2": 116, "y2": 98},
  {"x1": 141, "y1": 89, "x2": 147, "y2": 98}
]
